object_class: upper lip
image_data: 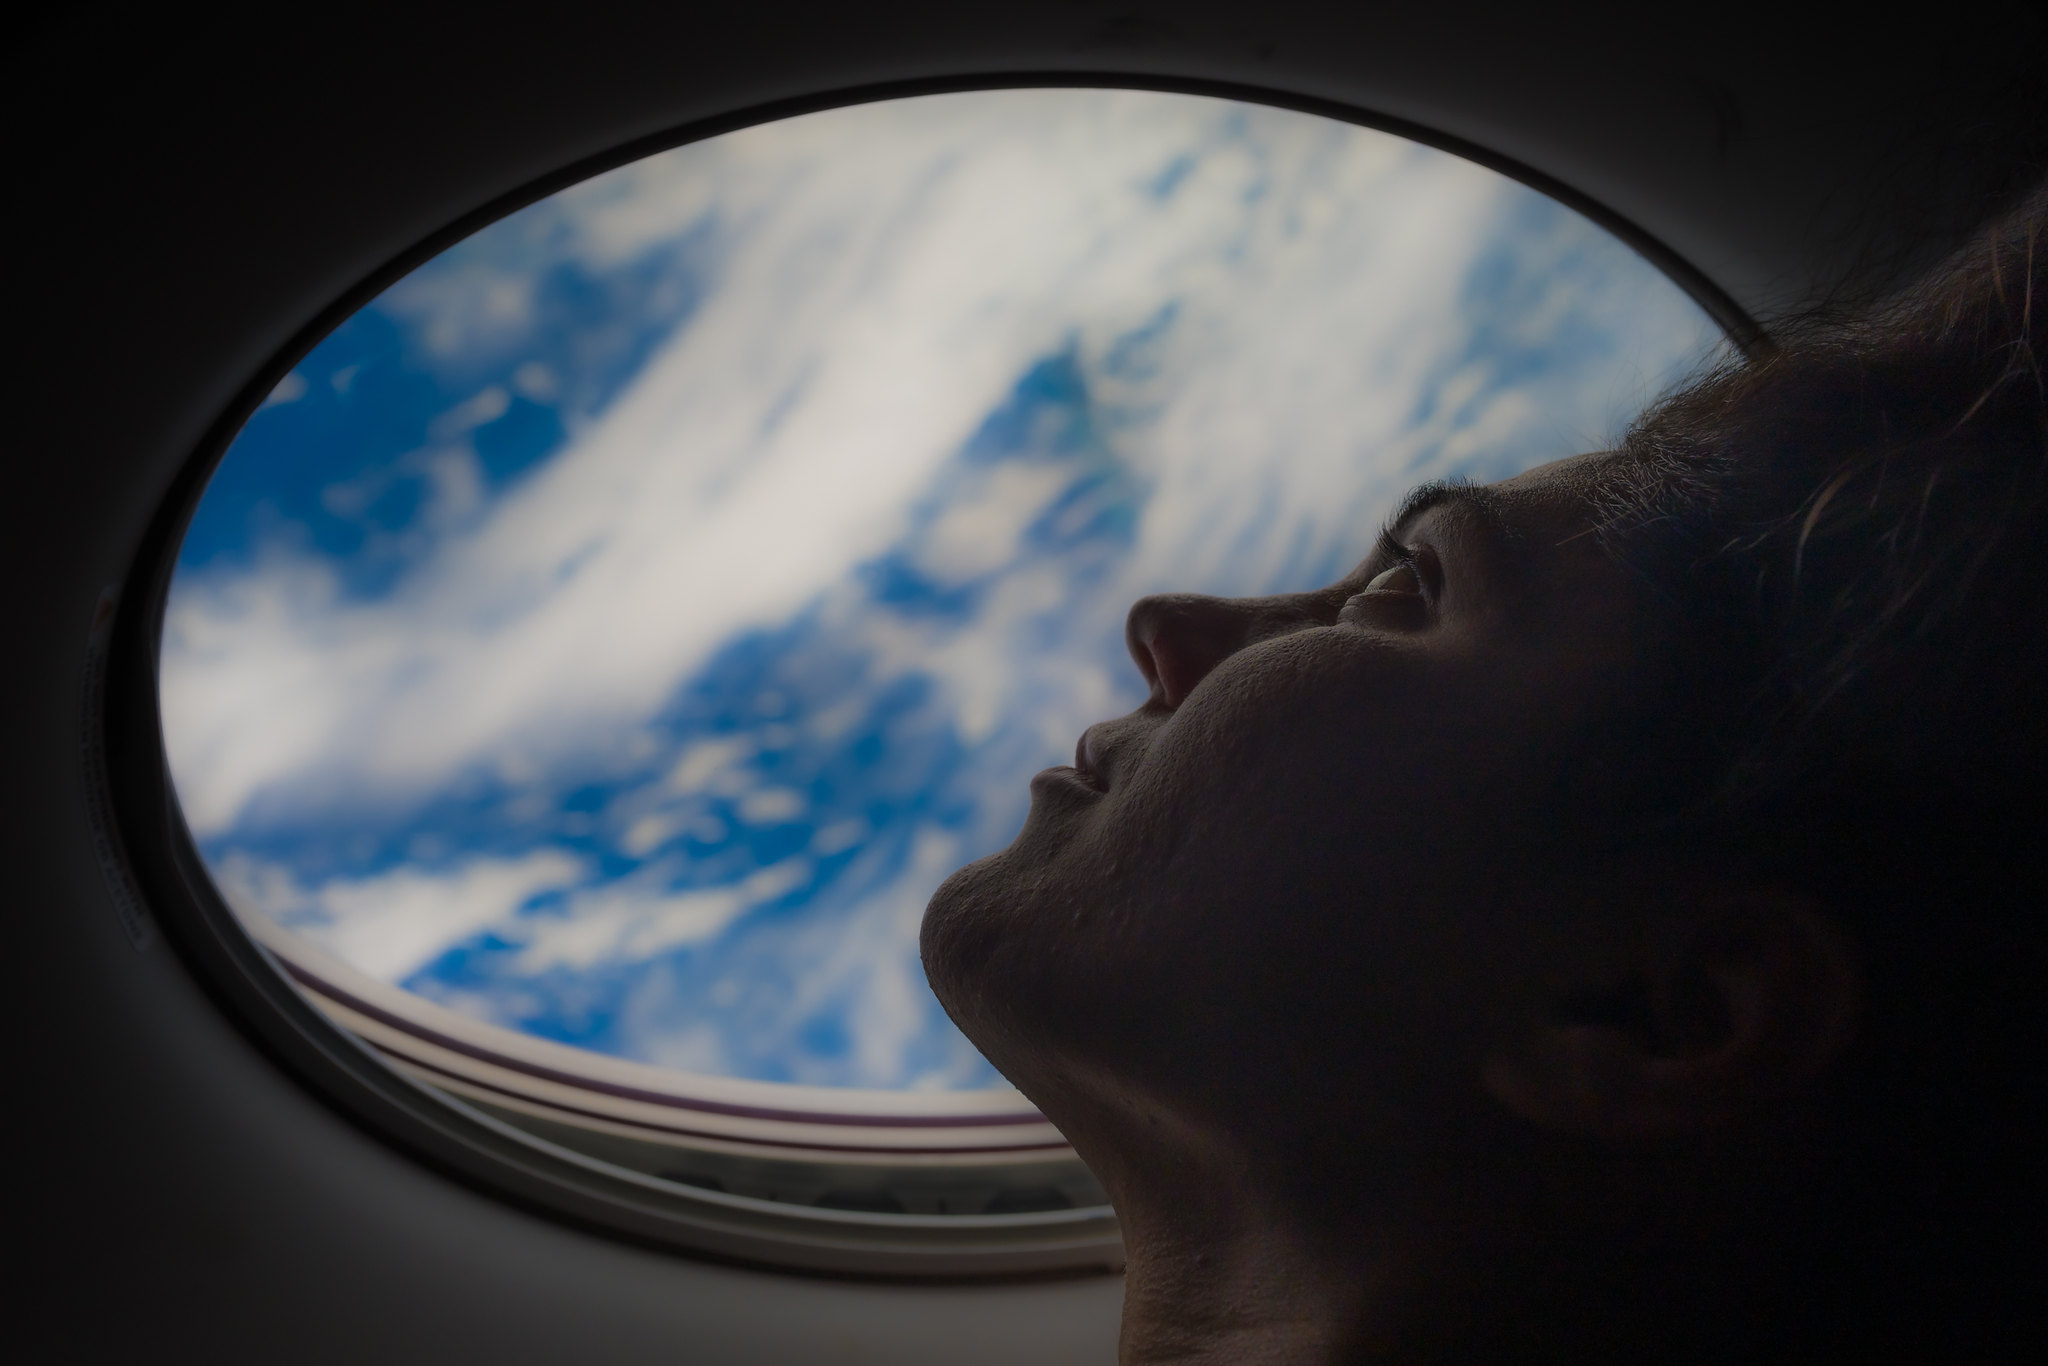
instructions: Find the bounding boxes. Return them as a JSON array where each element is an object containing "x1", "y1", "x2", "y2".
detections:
[{"x1": 1071, "y1": 713, "x2": 1162, "y2": 793}]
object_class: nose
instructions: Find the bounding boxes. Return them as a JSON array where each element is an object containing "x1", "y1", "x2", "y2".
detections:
[{"x1": 1125, "y1": 593, "x2": 1277, "y2": 709}]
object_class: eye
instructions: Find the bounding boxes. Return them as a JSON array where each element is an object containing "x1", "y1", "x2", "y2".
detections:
[
  {"x1": 1339, "y1": 559, "x2": 1429, "y2": 626},
  {"x1": 1362, "y1": 562, "x2": 1422, "y2": 595},
  {"x1": 1339, "y1": 538, "x2": 1437, "y2": 628}
]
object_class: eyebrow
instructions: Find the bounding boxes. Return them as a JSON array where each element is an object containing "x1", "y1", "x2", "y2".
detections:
[
  {"x1": 1373, "y1": 478, "x2": 1527, "y2": 602},
  {"x1": 1386, "y1": 479, "x2": 1509, "y2": 544}
]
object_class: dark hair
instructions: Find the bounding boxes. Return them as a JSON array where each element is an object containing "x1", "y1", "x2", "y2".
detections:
[
  {"x1": 1599, "y1": 181, "x2": 2048, "y2": 1349},
  {"x1": 1614, "y1": 184, "x2": 2047, "y2": 780}
]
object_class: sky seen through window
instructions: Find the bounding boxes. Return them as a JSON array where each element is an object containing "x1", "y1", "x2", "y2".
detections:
[{"x1": 162, "y1": 89, "x2": 1722, "y2": 1090}]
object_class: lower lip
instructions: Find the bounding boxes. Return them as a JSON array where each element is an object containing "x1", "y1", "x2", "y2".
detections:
[{"x1": 1031, "y1": 765, "x2": 1105, "y2": 798}]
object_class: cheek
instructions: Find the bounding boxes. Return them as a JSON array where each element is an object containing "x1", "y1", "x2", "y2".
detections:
[
  {"x1": 1113, "y1": 632, "x2": 1603, "y2": 943},
  {"x1": 1131, "y1": 635, "x2": 1461, "y2": 848},
  {"x1": 1076, "y1": 648, "x2": 1442, "y2": 969}
]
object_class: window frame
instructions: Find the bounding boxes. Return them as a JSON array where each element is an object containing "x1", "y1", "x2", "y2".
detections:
[{"x1": 96, "y1": 75, "x2": 1754, "y2": 1279}]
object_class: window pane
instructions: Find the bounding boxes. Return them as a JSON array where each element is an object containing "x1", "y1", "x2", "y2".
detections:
[{"x1": 164, "y1": 88, "x2": 1722, "y2": 1093}]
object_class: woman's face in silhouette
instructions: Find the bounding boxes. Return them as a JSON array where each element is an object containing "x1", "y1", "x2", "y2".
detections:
[{"x1": 922, "y1": 451, "x2": 1693, "y2": 1147}]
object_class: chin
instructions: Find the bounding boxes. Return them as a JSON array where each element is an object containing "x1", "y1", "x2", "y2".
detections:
[
  {"x1": 920, "y1": 847, "x2": 1024, "y2": 1028},
  {"x1": 921, "y1": 825, "x2": 1103, "y2": 1064}
]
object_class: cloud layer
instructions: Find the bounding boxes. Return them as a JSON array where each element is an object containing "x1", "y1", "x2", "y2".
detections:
[{"x1": 163, "y1": 90, "x2": 1720, "y2": 1088}]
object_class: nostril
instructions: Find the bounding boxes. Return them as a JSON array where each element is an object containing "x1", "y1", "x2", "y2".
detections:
[
  {"x1": 1129, "y1": 632, "x2": 1164, "y2": 696},
  {"x1": 1127, "y1": 595, "x2": 1246, "y2": 709},
  {"x1": 1146, "y1": 635, "x2": 1208, "y2": 709}
]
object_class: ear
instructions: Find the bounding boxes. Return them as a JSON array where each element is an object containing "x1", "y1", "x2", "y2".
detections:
[{"x1": 1481, "y1": 891, "x2": 1859, "y2": 1142}]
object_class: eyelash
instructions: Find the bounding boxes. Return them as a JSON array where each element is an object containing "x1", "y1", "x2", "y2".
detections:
[{"x1": 1372, "y1": 526, "x2": 1414, "y2": 569}]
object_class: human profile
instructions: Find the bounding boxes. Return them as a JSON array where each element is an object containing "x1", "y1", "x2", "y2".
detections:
[{"x1": 922, "y1": 182, "x2": 2048, "y2": 1362}]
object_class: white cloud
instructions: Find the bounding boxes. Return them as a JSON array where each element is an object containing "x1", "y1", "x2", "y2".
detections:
[
  {"x1": 515, "y1": 857, "x2": 812, "y2": 972},
  {"x1": 620, "y1": 812, "x2": 681, "y2": 858},
  {"x1": 260, "y1": 372, "x2": 307, "y2": 408},
  {"x1": 737, "y1": 787, "x2": 806, "y2": 825},
  {"x1": 666, "y1": 735, "x2": 755, "y2": 795},
  {"x1": 915, "y1": 463, "x2": 1073, "y2": 583},
  {"x1": 217, "y1": 849, "x2": 582, "y2": 982},
  {"x1": 812, "y1": 819, "x2": 867, "y2": 856},
  {"x1": 429, "y1": 385, "x2": 511, "y2": 438}
]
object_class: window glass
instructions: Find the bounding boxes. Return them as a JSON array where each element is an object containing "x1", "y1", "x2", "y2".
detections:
[{"x1": 164, "y1": 88, "x2": 1721, "y2": 1097}]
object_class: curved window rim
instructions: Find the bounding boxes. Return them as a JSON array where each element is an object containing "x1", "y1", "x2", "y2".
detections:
[{"x1": 99, "y1": 74, "x2": 1756, "y2": 1281}]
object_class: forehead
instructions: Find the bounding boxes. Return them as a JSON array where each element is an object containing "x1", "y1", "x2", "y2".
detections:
[{"x1": 1490, "y1": 450, "x2": 1623, "y2": 518}]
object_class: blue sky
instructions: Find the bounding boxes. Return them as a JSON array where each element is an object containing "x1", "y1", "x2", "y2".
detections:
[{"x1": 162, "y1": 90, "x2": 1722, "y2": 1090}]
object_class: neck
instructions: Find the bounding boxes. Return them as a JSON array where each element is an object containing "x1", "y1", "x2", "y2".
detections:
[
  {"x1": 1072, "y1": 1110, "x2": 1415, "y2": 1366},
  {"x1": 1110, "y1": 1180, "x2": 1386, "y2": 1365},
  {"x1": 1084, "y1": 1117, "x2": 1755, "y2": 1365}
]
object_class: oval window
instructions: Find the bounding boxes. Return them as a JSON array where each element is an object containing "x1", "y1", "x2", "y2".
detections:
[{"x1": 156, "y1": 87, "x2": 1724, "y2": 1272}]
